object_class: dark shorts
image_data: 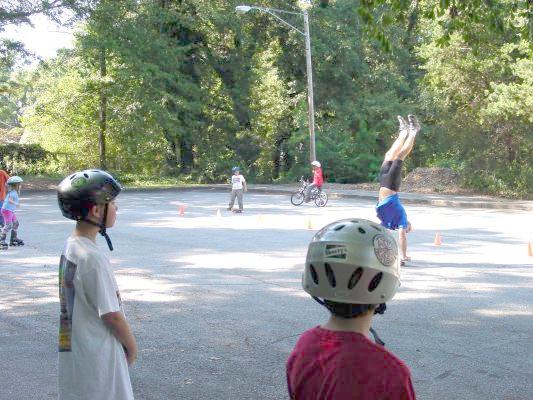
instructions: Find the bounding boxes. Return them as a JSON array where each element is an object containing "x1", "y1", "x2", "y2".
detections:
[
  {"x1": 379, "y1": 160, "x2": 403, "y2": 192},
  {"x1": 376, "y1": 194, "x2": 408, "y2": 230}
]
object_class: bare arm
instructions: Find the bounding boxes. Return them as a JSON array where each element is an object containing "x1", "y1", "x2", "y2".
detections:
[{"x1": 101, "y1": 311, "x2": 137, "y2": 365}]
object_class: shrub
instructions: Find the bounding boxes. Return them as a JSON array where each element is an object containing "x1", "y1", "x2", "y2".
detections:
[{"x1": 0, "y1": 143, "x2": 52, "y2": 175}]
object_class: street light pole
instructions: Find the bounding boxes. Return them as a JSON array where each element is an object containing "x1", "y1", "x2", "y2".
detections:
[
  {"x1": 302, "y1": 9, "x2": 316, "y2": 163},
  {"x1": 236, "y1": 3, "x2": 317, "y2": 164}
]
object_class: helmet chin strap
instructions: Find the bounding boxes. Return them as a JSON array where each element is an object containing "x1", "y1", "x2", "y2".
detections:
[{"x1": 83, "y1": 203, "x2": 114, "y2": 251}]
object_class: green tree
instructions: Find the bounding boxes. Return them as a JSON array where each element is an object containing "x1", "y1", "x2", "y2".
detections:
[{"x1": 417, "y1": 7, "x2": 532, "y2": 196}]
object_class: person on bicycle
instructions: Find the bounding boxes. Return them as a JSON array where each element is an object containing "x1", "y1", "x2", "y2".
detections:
[
  {"x1": 286, "y1": 218, "x2": 416, "y2": 400},
  {"x1": 304, "y1": 160, "x2": 323, "y2": 203}
]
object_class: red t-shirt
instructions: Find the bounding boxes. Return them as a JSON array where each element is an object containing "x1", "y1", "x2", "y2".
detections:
[
  {"x1": 0, "y1": 170, "x2": 9, "y2": 201},
  {"x1": 313, "y1": 168, "x2": 323, "y2": 187},
  {"x1": 286, "y1": 326, "x2": 416, "y2": 400}
]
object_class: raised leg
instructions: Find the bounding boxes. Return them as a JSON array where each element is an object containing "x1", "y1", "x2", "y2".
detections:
[
  {"x1": 384, "y1": 116, "x2": 409, "y2": 161},
  {"x1": 395, "y1": 114, "x2": 421, "y2": 161}
]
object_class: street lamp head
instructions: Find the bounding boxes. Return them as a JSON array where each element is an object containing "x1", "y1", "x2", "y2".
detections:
[
  {"x1": 235, "y1": 5, "x2": 252, "y2": 14},
  {"x1": 297, "y1": 0, "x2": 313, "y2": 11}
]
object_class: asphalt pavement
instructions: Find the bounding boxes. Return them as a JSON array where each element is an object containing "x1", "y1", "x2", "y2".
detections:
[{"x1": 0, "y1": 189, "x2": 532, "y2": 399}]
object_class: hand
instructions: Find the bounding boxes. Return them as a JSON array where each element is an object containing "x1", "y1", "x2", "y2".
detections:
[{"x1": 124, "y1": 345, "x2": 138, "y2": 366}]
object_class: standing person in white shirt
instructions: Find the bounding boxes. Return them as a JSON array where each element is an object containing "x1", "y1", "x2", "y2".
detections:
[
  {"x1": 56, "y1": 169, "x2": 137, "y2": 400},
  {"x1": 228, "y1": 166, "x2": 247, "y2": 213}
]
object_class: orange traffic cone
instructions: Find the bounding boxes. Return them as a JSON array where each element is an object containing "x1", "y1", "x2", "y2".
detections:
[
  {"x1": 216, "y1": 208, "x2": 222, "y2": 218},
  {"x1": 307, "y1": 217, "x2": 313, "y2": 230},
  {"x1": 528, "y1": 242, "x2": 533, "y2": 257},
  {"x1": 434, "y1": 232, "x2": 442, "y2": 246},
  {"x1": 178, "y1": 205, "x2": 186, "y2": 216}
]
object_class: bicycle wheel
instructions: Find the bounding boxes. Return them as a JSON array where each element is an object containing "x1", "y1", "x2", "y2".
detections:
[
  {"x1": 291, "y1": 192, "x2": 305, "y2": 206},
  {"x1": 314, "y1": 191, "x2": 328, "y2": 207}
]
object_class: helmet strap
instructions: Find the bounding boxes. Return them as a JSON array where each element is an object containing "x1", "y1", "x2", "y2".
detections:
[
  {"x1": 81, "y1": 203, "x2": 114, "y2": 251},
  {"x1": 369, "y1": 327, "x2": 385, "y2": 346},
  {"x1": 374, "y1": 303, "x2": 387, "y2": 315},
  {"x1": 313, "y1": 297, "x2": 386, "y2": 318},
  {"x1": 100, "y1": 203, "x2": 114, "y2": 251},
  {"x1": 313, "y1": 296, "x2": 387, "y2": 346}
]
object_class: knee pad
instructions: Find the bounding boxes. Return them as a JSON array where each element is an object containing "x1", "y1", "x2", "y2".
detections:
[{"x1": 12, "y1": 220, "x2": 19, "y2": 230}]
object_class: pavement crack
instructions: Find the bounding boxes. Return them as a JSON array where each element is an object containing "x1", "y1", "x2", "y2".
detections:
[{"x1": 268, "y1": 333, "x2": 302, "y2": 345}]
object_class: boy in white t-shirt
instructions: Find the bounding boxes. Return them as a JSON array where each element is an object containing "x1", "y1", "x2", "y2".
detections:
[
  {"x1": 228, "y1": 166, "x2": 247, "y2": 212},
  {"x1": 56, "y1": 169, "x2": 137, "y2": 400}
]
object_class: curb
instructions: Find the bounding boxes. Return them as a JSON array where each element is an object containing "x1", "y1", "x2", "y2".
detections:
[
  {"x1": 245, "y1": 187, "x2": 533, "y2": 211},
  {"x1": 22, "y1": 185, "x2": 532, "y2": 212}
]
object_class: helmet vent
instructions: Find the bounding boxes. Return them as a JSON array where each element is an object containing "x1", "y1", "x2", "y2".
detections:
[
  {"x1": 371, "y1": 224, "x2": 382, "y2": 232},
  {"x1": 69, "y1": 174, "x2": 76, "y2": 180},
  {"x1": 334, "y1": 224, "x2": 345, "y2": 231},
  {"x1": 358, "y1": 227, "x2": 366, "y2": 234},
  {"x1": 351, "y1": 220, "x2": 359, "y2": 223},
  {"x1": 83, "y1": 173, "x2": 89, "y2": 178},
  {"x1": 368, "y1": 272, "x2": 383, "y2": 292},
  {"x1": 347, "y1": 267, "x2": 363, "y2": 290},
  {"x1": 310, "y1": 264, "x2": 319, "y2": 285},
  {"x1": 324, "y1": 263, "x2": 336, "y2": 288}
]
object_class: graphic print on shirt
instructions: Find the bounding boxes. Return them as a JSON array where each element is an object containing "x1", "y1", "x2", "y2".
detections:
[
  {"x1": 231, "y1": 175, "x2": 244, "y2": 187},
  {"x1": 59, "y1": 255, "x2": 77, "y2": 352}
]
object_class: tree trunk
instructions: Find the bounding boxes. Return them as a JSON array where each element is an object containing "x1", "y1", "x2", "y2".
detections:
[
  {"x1": 180, "y1": 136, "x2": 193, "y2": 173},
  {"x1": 99, "y1": 47, "x2": 107, "y2": 170},
  {"x1": 163, "y1": 129, "x2": 180, "y2": 174}
]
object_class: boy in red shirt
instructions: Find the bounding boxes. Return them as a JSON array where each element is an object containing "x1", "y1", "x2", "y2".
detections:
[
  {"x1": 304, "y1": 160, "x2": 324, "y2": 202},
  {"x1": 286, "y1": 218, "x2": 416, "y2": 400}
]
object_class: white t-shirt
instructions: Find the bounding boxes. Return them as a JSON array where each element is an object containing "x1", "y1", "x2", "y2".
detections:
[
  {"x1": 231, "y1": 174, "x2": 246, "y2": 190},
  {"x1": 58, "y1": 236, "x2": 134, "y2": 400}
]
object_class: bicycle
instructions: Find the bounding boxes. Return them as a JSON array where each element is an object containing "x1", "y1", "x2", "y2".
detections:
[{"x1": 290, "y1": 177, "x2": 328, "y2": 207}]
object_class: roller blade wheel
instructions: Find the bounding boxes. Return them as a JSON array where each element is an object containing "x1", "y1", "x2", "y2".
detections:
[
  {"x1": 291, "y1": 192, "x2": 305, "y2": 206},
  {"x1": 10, "y1": 239, "x2": 24, "y2": 246},
  {"x1": 314, "y1": 192, "x2": 328, "y2": 207}
]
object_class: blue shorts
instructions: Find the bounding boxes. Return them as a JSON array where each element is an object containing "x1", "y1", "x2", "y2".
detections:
[{"x1": 376, "y1": 194, "x2": 408, "y2": 230}]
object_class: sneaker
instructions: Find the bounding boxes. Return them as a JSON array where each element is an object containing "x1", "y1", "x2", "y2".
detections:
[
  {"x1": 408, "y1": 114, "x2": 420, "y2": 134},
  {"x1": 397, "y1": 115, "x2": 408, "y2": 133},
  {"x1": 400, "y1": 256, "x2": 411, "y2": 266}
]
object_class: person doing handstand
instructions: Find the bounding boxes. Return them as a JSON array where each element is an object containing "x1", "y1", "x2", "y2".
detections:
[{"x1": 376, "y1": 115, "x2": 420, "y2": 264}]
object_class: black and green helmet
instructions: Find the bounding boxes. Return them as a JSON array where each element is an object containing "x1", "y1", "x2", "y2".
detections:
[{"x1": 57, "y1": 169, "x2": 122, "y2": 221}]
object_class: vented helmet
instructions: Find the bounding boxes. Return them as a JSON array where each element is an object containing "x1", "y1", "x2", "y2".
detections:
[
  {"x1": 303, "y1": 218, "x2": 400, "y2": 305},
  {"x1": 6, "y1": 176, "x2": 23, "y2": 185},
  {"x1": 57, "y1": 170, "x2": 121, "y2": 220},
  {"x1": 57, "y1": 169, "x2": 122, "y2": 250}
]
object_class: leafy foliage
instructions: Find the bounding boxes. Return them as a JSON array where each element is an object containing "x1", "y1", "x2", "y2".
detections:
[
  {"x1": 0, "y1": 142, "x2": 51, "y2": 174},
  {"x1": 3, "y1": 0, "x2": 531, "y2": 197}
]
